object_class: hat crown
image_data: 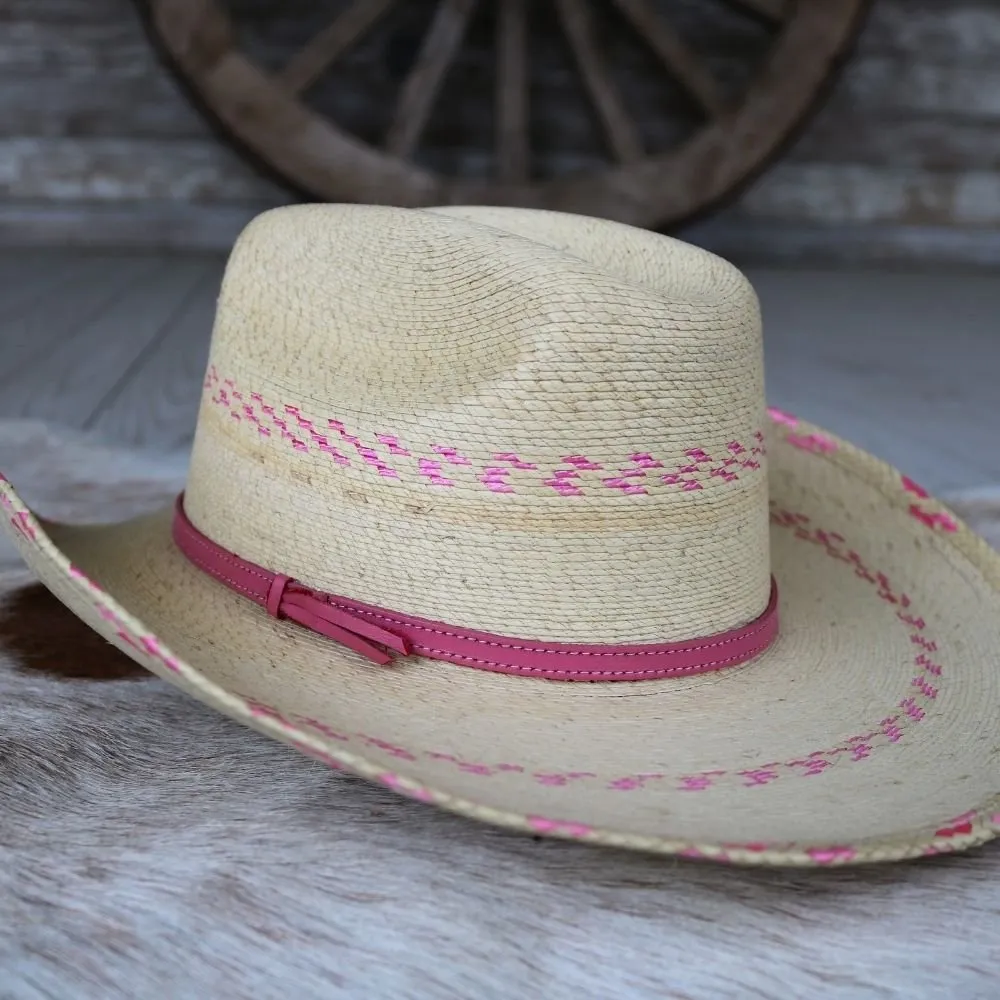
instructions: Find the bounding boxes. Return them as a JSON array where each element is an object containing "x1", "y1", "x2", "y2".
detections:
[{"x1": 184, "y1": 204, "x2": 771, "y2": 644}]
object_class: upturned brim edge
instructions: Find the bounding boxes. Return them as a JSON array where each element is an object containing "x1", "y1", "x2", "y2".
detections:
[{"x1": 1, "y1": 410, "x2": 999, "y2": 868}]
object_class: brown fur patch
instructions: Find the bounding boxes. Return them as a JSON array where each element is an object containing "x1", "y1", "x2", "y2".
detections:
[{"x1": 0, "y1": 583, "x2": 148, "y2": 681}]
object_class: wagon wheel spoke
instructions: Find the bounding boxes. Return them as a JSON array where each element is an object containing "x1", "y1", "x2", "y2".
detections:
[
  {"x1": 279, "y1": 0, "x2": 399, "y2": 95},
  {"x1": 149, "y1": 0, "x2": 868, "y2": 228},
  {"x1": 723, "y1": 0, "x2": 788, "y2": 22},
  {"x1": 553, "y1": 0, "x2": 644, "y2": 164},
  {"x1": 384, "y1": 0, "x2": 480, "y2": 158},
  {"x1": 497, "y1": 0, "x2": 530, "y2": 183},
  {"x1": 610, "y1": 0, "x2": 727, "y2": 118}
]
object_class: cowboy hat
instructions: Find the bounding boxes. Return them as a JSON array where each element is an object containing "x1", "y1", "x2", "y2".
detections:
[{"x1": 2, "y1": 204, "x2": 998, "y2": 867}]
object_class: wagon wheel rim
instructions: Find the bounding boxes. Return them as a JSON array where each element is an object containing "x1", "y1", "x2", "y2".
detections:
[{"x1": 146, "y1": 0, "x2": 869, "y2": 229}]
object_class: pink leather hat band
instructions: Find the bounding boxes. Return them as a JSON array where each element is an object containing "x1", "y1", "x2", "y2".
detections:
[{"x1": 171, "y1": 495, "x2": 779, "y2": 681}]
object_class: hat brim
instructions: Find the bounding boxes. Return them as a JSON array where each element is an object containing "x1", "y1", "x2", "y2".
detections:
[{"x1": 2, "y1": 411, "x2": 998, "y2": 867}]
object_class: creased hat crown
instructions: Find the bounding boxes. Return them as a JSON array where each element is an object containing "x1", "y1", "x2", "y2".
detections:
[{"x1": 183, "y1": 204, "x2": 770, "y2": 643}]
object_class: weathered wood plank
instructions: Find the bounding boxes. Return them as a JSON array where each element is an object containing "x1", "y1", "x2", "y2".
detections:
[
  {"x1": 88, "y1": 259, "x2": 225, "y2": 449},
  {"x1": 0, "y1": 20, "x2": 160, "y2": 75},
  {"x1": 751, "y1": 264, "x2": 1000, "y2": 489},
  {"x1": 241, "y1": 0, "x2": 772, "y2": 63},
  {"x1": 19, "y1": 63, "x2": 1000, "y2": 190},
  {"x1": 0, "y1": 0, "x2": 129, "y2": 21},
  {"x1": 787, "y1": 109, "x2": 1000, "y2": 171},
  {"x1": 739, "y1": 162, "x2": 1000, "y2": 227},
  {"x1": 681, "y1": 214, "x2": 1000, "y2": 269},
  {"x1": 0, "y1": 257, "x2": 212, "y2": 428},
  {"x1": 834, "y1": 55, "x2": 1000, "y2": 120},
  {"x1": 5, "y1": 0, "x2": 997, "y2": 76},
  {"x1": 0, "y1": 78, "x2": 210, "y2": 139},
  {"x1": 9, "y1": 53, "x2": 1000, "y2": 158},
  {"x1": 857, "y1": 0, "x2": 1000, "y2": 60},
  {"x1": 0, "y1": 252, "x2": 83, "y2": 315},
  {"x1": 9, "y1": 132, "x2": 1000, "y2": 231},
  {"x1": 0, "y1": 138, "x2": 286, "y2": 202},
  {"x1": 5, "y1": 0, "x2": 1000, "y2": 118},
  {"x1": 4, "y1": 195, "x2": 1000, "y2": 273},
  {"x1": 0, "y1": 201, "x2": 278, "y2": 250},
  {"x1": 226, "y1": 0, "x2": 1000, "y2": 64},
  {"x1": 0, "y1": 256, "x2": 156, "y2": 404},
  {"x1": 3, "y1": 0, "x2": 1000, "y2": 268},
  {"x1": 7, "y1": 5, "x2": 1000, "y2": 152},
  {"x1": 0, "y1": 14, "x2": 210, "y2": 137}
]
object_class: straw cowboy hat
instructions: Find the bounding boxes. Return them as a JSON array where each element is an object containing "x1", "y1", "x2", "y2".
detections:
[{"x1": 2, "y1": 204, "x2": 998, "y2": 867}]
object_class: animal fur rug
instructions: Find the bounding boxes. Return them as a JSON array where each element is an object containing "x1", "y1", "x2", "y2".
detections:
[{"x1": 1, "y1": 420, "x2": 999, "y2": 1000}]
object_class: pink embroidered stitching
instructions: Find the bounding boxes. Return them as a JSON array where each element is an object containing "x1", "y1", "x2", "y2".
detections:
[
  {"x1": 191, "y1": 699, "x2": 977, "y2": 857},
  {"x1": 901, "y1": 474, "x2": 958, "y2": 532},
  {"x1": 380, "y1": 772, "x2": 435, "y2": 802},
  {"x1": 766, "y1": 406, "x2": 799, "y2": 427},
  {"x1": 4, "y1": 502, "x2": 36, "y2": 541},
  {"x1": 3, "y1": 466, "x2": 944, "y2": 802},
  {"x1": 608, "y1": 773, "x2": 664, "y2": 791},
  {"x1": 68, "y1": 565, "x2": 104, "y2": 592},
  {"x1": 786, "y1": 432, "x2": 837, "y2": 454},
  {"x1": 534, "y1": 772, "x2": 597, "y2": 786},
  {"x1": 806, "y1": 846, "x2": 857, "y2": 864},
  {"x1": 94, "y1": 601, "x2": 181, "y2": 674},
  {"x1": 660, "y1": 506, "x2": 942, "y2": 792},
  {"x1": 767, "y1": 407, "x2": 838, "y2": 454},
  {"x1": 527, "y1": 815, "x2": 593, "y2": 838},
  {"x1": 482, "y1": 453, "x2": 538, "y2": 493},
  {"x1": 6, "y1": 400, "x2": 959, "y2": 823},
  {"x1": 770, "y1": 410, "x2": 955, "y2": 533},
  {"x1": 417, "y1": 458, "x2": 453, "y2": 487},
  {"x1": 934, "y1": 811, "x2": 977, "y2": 838},
  {"x1": 204, "y1": 368, "x2": 764, "y2": 497},
  {"x1": 230, "y1": 504, "x2": 942, "y2": 795}
]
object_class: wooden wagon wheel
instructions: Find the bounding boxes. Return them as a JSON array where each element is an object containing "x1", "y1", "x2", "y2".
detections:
[{"x1": 143, "y1": 0, "x2": 868, "y2": 229}]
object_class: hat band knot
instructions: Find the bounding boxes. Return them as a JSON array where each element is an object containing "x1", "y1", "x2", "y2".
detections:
[
  {"x1": 171, "y1": 494, "x2": 779, "y2": 681},
  {"x1": 262, "y1": 572, "x2": 412, "y2": 665}
]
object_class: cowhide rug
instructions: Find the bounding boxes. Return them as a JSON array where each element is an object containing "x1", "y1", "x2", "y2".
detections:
[{"x1": 1, "y1": 420, "x2": 999, "y2": 1000}]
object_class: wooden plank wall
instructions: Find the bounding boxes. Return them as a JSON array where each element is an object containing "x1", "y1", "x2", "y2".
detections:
[{"x1": 2, "y1": 0, "x2": 1000, "y2": 265}]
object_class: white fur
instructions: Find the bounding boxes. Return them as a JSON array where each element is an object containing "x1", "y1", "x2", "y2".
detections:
[{"x1": 0, "y1": 421, "x2": 998, "y2": 1000}]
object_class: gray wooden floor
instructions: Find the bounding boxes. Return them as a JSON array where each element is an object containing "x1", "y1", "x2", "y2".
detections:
[{"x1": 0, "y1": 250, "x2": 997, "y2": 495}]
